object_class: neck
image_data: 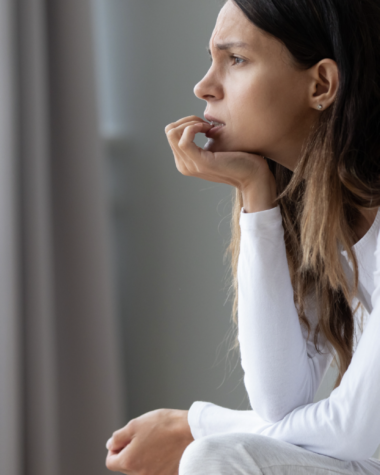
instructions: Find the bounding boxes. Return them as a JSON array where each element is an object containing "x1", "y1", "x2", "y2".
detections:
[{"x1": 352, "y1": 207, "x2": 378, "y2": 244}]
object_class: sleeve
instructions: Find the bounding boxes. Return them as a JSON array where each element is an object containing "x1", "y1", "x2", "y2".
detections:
[
  {"x1": 237, "y1": 205, "x2": 333, "y2": 422},
  {"x1": 188, "y1": 204, "x2": 334, "y2": 439},
  {"x1": 251, "y1": 234, "x2": 380, "y2": 461},
  {"x1": 187, "y1": 214, "x2": 380, "y2": 461},
  {"x1": 187, "y1": 401, "x2": 271, "y2": 440}
]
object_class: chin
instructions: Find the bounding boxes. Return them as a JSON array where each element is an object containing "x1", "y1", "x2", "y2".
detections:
[
  {"x1": 203, "y1": 138, "x2": 261, "y2": 156},
  {"x1": 203, "y1": 138, "x2": 232, "y2": 152}
]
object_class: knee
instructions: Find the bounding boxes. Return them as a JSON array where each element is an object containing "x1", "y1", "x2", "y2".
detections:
[
  {"x1": 179, "y1": 437, "x2": 218, "y2": 475},
  {"x1": 179, "y1": 433, "x2": 248, "y2": 475}
]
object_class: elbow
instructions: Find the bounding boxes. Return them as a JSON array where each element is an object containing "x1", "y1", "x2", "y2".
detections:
[
  {"x1": 250, "y1": 394, "x2": 312, "y2": 424},
  {"x1": 251, "y1": 405, "x2": 290, "y2": 424},
  {"x1": 262, "y1": 411, "x2": 287, "y2": 424},
  {"x1": 245, "y1": 381, "x2": 297, "y2": 424},
  {"x1": 329, "y1": 436, "x2": 376, "y2": 462},
  {"x1": 244, "y1": 373, "x2": 316, "y2": 425}
]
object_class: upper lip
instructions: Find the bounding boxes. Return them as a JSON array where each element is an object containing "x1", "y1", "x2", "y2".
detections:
[{"x1": 204, "y1": 113, "x2": 225, "y2": 125}]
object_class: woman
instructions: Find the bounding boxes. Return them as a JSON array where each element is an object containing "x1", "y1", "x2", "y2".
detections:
[{"x1": 105, "y1": 0, "x2": 380, "y2": 473}]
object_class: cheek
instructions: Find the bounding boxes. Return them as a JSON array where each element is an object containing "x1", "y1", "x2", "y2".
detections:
[{"x1": 228, "y1": 74, "x2": 301, "y2": 149}]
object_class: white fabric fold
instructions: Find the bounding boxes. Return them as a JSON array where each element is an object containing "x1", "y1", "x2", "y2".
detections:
[{"x1": 188, "y1": 205, "x2": 380, "y2": 461}]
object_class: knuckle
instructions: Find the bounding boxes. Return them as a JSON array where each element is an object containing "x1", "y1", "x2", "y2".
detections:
[
  {"x1": 126, "y1": 418, "x2": 138, "y2": 432},
  {"x1": 178, "y1": 139, "x2": 187, "y2": 150},
  {"x1": 112, "y1": 428, "x2": 125, "y2": 443}
]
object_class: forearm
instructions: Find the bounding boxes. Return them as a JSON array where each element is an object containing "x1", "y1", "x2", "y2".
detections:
[
  {"x1": 172, "y1": 409, "x2": 194, "y2": 444},
  {"x1": 237, "y1": 204, "x2": 331, "y2": 422},
  {"x1": 241, "y1": 170, "x2": 277, "y2": 213},
  {"x1": 188, "y1": 401, "x2": 271, "y2": 439}
]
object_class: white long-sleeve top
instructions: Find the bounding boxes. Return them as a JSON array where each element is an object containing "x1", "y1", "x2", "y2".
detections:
[{"x1": 188, "y1": 205, "x2": 380, "y2": 463}]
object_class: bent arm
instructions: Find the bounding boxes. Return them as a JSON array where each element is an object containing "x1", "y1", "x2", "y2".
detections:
[
  {"x1": 188, "y1": 227, "x2": 380, "y2": 461},
  {"x1": 188, "y1": 311, "x2": 378, "y2": 461},
  {"x1": 237, "y1": 205, "x2": 331, "y2": 422}
]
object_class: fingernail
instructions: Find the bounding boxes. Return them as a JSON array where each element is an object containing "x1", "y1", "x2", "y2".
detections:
[{"x1": 106, "y1": 437, "x2": 113, "y2": 450}]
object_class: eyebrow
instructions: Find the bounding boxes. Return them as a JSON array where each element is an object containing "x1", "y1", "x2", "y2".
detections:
[{"x1": 206, "y1": 41, "x2": 250, "y2": 55}]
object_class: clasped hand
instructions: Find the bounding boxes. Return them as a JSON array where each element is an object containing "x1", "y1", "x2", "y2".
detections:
[
  {"x1": 105, "y1": 409, "x2": 194, "y2": 475},
  {"x1": 165, "y1": 115, "x2": 271, "y2": 192}
]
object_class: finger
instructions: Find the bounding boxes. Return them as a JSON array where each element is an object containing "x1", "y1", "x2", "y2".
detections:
[
  {"x1": 177, "y1": 134, "x2": 246, "y2": 187},
  {"x1": 106, "y1": 441, "x2": 135, "y2": 474},
  {"x1": 109, "y1": 423, "x2": 135, "y2": 452},
  {"x1": 110, "y1": 435, "x2": 132, "y2": 453},
  {"x1": 166, "y1": 115, "x2": 209, "y2": 131},
  {"x1": 165, "y1": 115, "x2": 209, "y2": 134},
  {"x1": 168, "y1": 120, "x2": 211, "y2": 141},
  {"x1": 105, "y1": 451, "x2": 124, "y2": 473},
  {"x1": 169, "y1": 121, "x2": 211, "y2": 157},
  {"x1": 171, "y1": 123, "x2": 242, "y2": 184},
  {"x1": 168, "y1": 122, "x2": 212, "y2": 175},
  {"x1": 169, "y1": 122, "x2": 211, "y2": 158},
  {"x1": 106, "y1": 437, "x2": 128, "y2": 453},
  {"x1": 175, "y1": 122, "x2": 214, "y2": 175},
  {"x1": 177, "y1": 122, "x2": 210, "y2": 155}
]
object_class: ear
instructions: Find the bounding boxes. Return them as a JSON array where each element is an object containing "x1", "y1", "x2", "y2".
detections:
[{"x1": 307, "y1": 59, "x2": 339, "y2": 111}]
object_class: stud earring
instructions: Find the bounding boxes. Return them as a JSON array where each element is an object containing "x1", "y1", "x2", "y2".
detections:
[{"x1": 318, "y1": 104, "x2": 323, "y2": 110}]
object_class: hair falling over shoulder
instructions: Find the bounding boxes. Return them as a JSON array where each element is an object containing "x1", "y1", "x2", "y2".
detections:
[{"x1": 224, "y1": 0, "x2": 380, "y2": 390}]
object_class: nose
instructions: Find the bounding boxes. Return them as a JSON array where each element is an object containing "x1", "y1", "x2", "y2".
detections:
[{"x1": 193, "y1": 68, "x2": 222, "y2": 101}]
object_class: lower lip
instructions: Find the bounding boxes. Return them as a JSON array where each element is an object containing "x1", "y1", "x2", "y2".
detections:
[{"x1": 205, "y1": 124, "x2": 225, "y2": 138}]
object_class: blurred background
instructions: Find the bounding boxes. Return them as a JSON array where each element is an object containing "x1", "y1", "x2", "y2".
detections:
[{"x1": 0, "y1": 1, "x2": 365, "y2": 475}]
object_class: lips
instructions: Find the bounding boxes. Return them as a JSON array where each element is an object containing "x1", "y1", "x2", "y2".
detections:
[
  {"x1": 204, "y1": 113, "x2": 225, "y2": 125},
  {"x1": 205, "y1": 124, "x2": 225, "y2": 138},
  {"x1": 204, "y1": 113, "x2": 226, "y2": 138}
]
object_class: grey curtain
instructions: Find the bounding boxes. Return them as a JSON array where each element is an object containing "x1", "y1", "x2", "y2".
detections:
[{"x1": 0, "y1": 1, "x2": 124, "y2": 475}]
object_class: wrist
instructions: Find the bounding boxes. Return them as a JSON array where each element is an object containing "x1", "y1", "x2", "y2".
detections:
[
  {"x1": 241, "y1": 174, "x2": 277, "y2": 213},
  {"x1": 170, "y1": 409, "x2": 194, "y2": 443}
]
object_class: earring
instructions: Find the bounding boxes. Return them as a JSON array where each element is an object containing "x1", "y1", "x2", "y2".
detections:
[{"x1": 318, "y1": 104, "x2": 323, "y2": 110}]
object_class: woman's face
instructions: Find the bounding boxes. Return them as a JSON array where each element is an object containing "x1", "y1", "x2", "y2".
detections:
[{"x1": 194, "y1": 0, "x2": 320, "y2": 171}]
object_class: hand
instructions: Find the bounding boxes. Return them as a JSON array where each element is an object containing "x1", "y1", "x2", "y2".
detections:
[
  {"x1": 105, "y1": 409, "x2": 194, "y2": 475},
  {"x1": 165, "y1": 115, "x2": 277, "y2": 212}
]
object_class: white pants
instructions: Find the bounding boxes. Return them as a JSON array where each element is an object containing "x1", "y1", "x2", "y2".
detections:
[{"x1": 179, "y1": 433, "x2": 380, "y2": 475}]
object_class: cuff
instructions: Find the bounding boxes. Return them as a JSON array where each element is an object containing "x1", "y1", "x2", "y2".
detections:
[
  {"x1": 188, "y1": 401, "x2": 211, "y2": 439},
  {"x1": 239, "y1": 205, "x2": 282, "y2": 232}
]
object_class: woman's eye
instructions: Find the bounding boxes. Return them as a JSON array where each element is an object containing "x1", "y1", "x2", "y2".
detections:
[
  {"x1": 231, "y1": 55, "x2": 245, "y2": 65},
  {"x1": 208, "y1": 55, "x2": 245, "y2": 65}
]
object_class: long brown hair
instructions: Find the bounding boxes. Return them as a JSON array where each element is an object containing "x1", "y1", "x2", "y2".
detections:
[{"x1": 225, "y1": 0, "x2": 380, "y2": 389}]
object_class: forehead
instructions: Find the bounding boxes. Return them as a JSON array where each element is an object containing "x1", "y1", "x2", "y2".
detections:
[
  {"x1": 211, "y1": 1, "x2": 258, "y2": 45},
  {"x1": 209, "y1": 0, "x2": 277, "y2": 55}
]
